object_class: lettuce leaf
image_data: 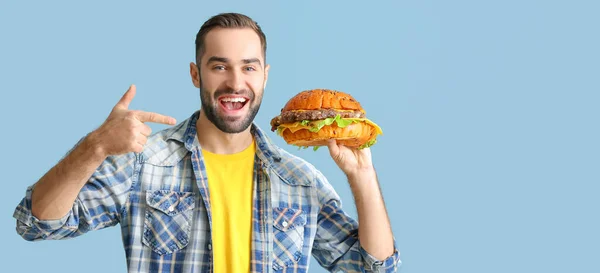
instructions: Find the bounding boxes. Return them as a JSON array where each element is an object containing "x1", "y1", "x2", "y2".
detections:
[
  {"x1": 358, "y1": 138, "x2": 377, "y2": 149},
  {"x1": 296, "y1": 145, "x2": 320, "y2": 151},
  {"x1": 306, "y1": 114, "x2": 364, "y2": 132}
]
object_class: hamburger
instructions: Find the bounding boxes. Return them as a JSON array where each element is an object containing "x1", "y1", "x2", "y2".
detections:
[{"x1": 269, "y1": 89, "x2": 383, "y2": 150}]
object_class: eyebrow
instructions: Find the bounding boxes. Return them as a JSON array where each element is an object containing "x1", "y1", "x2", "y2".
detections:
[
  {"x1": 206, "y1": 56, "x2": 262, "y2": 66},
  {"x1": 242, "y1": 58, "x2": 262, "y2": 66}
]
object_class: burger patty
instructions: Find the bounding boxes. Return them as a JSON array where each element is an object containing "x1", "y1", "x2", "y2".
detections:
[{"x1": 270, "y1": 109, "x2": 365, "y2": 131}]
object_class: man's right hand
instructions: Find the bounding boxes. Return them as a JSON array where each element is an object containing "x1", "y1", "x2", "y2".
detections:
[
  {"x1": 89, "y1": 84, "x2": 177, "y2": 157},
  {"x1": 27, "y1": 84, "x2": 175, "y2": 221}
]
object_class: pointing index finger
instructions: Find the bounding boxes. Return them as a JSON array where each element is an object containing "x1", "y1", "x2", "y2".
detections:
[{"x1": 135, "y1": 111, "x2": 177, "y2": 125}]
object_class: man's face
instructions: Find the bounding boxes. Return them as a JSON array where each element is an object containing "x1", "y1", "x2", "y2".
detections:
[{"x1": 192, "y1": 27, "x2": 269, "y2": 134}]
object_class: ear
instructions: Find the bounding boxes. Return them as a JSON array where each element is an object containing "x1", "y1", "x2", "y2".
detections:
[
  {"x1": 263, "y1": 64, "x2": 270, "y2": 89},
  {"x1": 189, "y1": 62, "x2": 201, "y2": 88}
]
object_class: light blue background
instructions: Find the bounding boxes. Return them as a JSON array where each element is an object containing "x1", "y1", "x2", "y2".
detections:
[{"x1": 1, "y1": 1, "x2": 598, "y2": 272}]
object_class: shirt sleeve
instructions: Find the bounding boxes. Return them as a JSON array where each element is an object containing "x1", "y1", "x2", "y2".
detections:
[
  {"x1": 13, "y1": 137, "x2": 138, "y2": 241},
  {"x1": 310, "y1": 169, "x2": 401, "y2": 273}
]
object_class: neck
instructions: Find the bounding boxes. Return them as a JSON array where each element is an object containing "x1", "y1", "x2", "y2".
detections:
[{"x1": 196, "y1": 110, "x2": 254, "y2": 154}]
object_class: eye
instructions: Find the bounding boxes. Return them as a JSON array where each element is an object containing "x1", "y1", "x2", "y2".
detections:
[
  {"x1": 244, "y1": 66, "x2": 257, "y2": 72},
  {"x1": 213, "y1": 65, "x2": 226, "y2": 71}
]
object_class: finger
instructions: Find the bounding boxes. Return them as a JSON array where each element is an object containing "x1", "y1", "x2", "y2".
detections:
[
  {"x1": 136, "y1": 134, "x2": 148, "y2": 146},
  {"x1": 135, "y1": 111, "x2": 177, "y2": 125},
  {"x1": 133, "y1": 143, "x2": 144, "y2": 153},
  {"x1": 139, "y1": 124, "x2": 152, "y2": 137},
  {"x1": 327, "y1": 139, "x2": 340, "y2": 158},
  {"x1": 116, "y1": 84, "x2": 136, "y2": 109}
]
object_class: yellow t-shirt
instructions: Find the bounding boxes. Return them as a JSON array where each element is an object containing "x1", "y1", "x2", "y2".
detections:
[{"x1": 202, "y1": 141, "x2": 256, "y2": 273}]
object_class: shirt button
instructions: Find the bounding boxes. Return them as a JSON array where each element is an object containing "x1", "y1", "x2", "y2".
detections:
[
  {"x1": 208, "y1": 244, "x2": 212, "y2": 250},
  {"x1": 168, "y1": 205, "x2": 175, "y2": 212},
  {"x1": 282, "y1": 221, "x2": 288, "y2": 227}
]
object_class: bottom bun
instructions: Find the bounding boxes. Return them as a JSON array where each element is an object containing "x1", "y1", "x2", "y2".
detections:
[{"x1": 281, "y1": 122, "x2": 375, "y2": 148}]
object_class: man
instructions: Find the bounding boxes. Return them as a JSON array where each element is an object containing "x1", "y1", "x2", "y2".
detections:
[{"x1": 13, "y1": 12, "x2": 401, "y2": 273}]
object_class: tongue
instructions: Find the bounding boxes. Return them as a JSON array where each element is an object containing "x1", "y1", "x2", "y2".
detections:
[{"x1": 224, "y1": 101, "x2": 244, "y2": 110}]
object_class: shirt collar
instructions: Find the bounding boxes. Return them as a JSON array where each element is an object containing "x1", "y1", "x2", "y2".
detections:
[{"x1": 165, "y1": 110, "x2": 283, "y2": 166}]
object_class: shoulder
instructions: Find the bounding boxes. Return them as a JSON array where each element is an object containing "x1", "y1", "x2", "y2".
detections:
[
  {"x1": 268, "y1": 145, "x2": 342, "y2": 207},
  {"x1": 266, "y1": 144, "x2": 327, "y2": 187}
]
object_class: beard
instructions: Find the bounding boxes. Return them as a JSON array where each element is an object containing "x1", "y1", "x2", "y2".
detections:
[{"x1": 200, "y1": 84, "x2": 263, "y2": 134}]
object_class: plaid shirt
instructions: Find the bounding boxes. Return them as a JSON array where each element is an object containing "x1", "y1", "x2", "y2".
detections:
[{"x1": 14, "y1": 110, "x2": 401, "y2": 272}]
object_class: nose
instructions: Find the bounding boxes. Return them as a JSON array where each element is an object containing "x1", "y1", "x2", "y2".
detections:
[{"x1": 225, "y1": 69, "x2": 245, "y2": 91}]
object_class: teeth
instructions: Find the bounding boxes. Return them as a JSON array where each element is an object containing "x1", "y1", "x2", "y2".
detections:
[{"x1": 221, "y1": 97, "x2": 247, "y2": 103}]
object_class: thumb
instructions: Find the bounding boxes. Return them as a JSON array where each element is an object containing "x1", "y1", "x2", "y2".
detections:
[
  {"x1": 115, "y1": 84, "x2": 136, "y2": 109},
  {"x1": 327, "y1": 139, "x2": 340, "y2": 160}
]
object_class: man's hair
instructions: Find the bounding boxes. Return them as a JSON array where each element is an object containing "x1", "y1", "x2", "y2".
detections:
[{"x1": 195, "y1": 12, "x2": 267, "y2": 65}]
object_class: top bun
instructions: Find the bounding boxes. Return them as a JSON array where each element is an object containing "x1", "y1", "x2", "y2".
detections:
[{"x1": 281, "y1": 89, "x2": 365, "y2": 113}]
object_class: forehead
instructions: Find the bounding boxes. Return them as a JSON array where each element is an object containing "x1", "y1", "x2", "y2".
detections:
[{"x1": 202, "y1": 27, "x2": 263, "y2": 63}]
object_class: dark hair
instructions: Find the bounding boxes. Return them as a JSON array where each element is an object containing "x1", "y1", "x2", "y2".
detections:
[{"x1": 195, "y1": 12, "x2": 267, "y2": 64}]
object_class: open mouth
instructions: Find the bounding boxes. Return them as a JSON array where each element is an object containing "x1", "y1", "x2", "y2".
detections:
[{"x1": 219, "y1": 96, "x2": 249, "y2": 111}]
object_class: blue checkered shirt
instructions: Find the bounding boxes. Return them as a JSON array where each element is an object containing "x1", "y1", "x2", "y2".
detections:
[{"x1": 14, "y1": 111, "x2": 401, "y2": 272}]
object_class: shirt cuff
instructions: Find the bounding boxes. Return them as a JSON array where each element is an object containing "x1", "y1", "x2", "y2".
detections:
[
  {"x1": 13, "y1": 185, "x2": 72, "y2": 239},
  {"x1": 359, "y1": 244, "x2": 402, "y2": 273}
]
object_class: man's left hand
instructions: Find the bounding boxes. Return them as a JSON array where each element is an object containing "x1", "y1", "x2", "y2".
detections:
[{"x1": 326, "y1": 139, "x2": 375, "y2": 179}]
